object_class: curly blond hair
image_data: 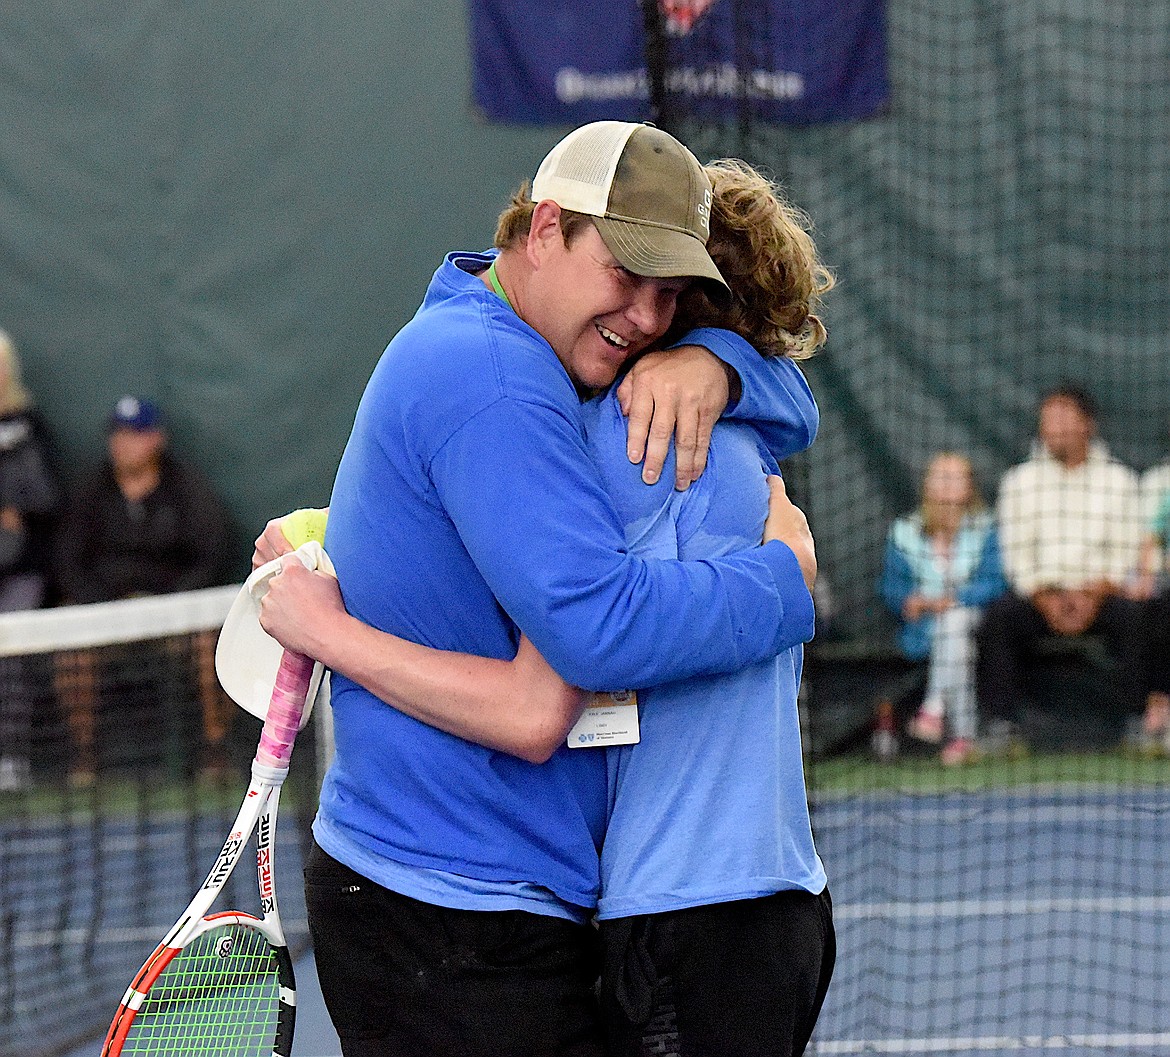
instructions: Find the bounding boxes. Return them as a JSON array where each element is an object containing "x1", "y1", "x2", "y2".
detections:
[{"x1": 669, "y1": 159, "x2": 835, "y2": 360}]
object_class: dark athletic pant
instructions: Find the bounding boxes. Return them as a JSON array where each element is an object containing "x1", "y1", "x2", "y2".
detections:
[
  {"x1": 976, "y1": 592, "x2": 1146, "y2": 725},
  {"x1": 1147, "y1": 594, "x2": 1170, "y2": 695},
  {"x1": 599, "y1": 889, "x2": 836, "y2": 1057},
  {"x1": 304, "y1": 841, "x2": 605, "y2": 1057}
]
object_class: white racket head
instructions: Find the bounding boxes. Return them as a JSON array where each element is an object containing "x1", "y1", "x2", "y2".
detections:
[{"x1": 215, "y1": 542, "x2": 332, "y2": 730}]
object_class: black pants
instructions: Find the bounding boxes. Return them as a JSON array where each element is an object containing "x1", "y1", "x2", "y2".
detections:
[
  {"x1": 1148, "y1": 595, "x2": 1170, "y2": 695},
  {"x1": 976, "y1": 592, "x2": 1146, "y2": 724},
  {"x1": 304, "y1": 841, "x2": 605, "y2": 1057},
  {"x1": 599, "y1": 889, "x2": 836, "y2": 1057}
]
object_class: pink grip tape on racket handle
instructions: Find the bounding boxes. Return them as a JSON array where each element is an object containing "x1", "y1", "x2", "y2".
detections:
[{"x1": 256, "y1": 649, "x2": 315, "y2": 769}]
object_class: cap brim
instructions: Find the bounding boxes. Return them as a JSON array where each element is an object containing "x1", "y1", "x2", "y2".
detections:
[{"x1": 594, "y1": 217, "x2": 729, "y2": 292}]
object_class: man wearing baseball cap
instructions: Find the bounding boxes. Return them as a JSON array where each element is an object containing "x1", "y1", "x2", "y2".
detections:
[
  {"x1": 109, "y1": 393, "x2": 164, "y2": 431},
  {"x1": 529, "y1": 120, "x2": 727, "y2": 289},
  {"x1": 55, "y1": 395, "x2": 233, "y2": 785},
  {"x1": 283, "y1": 122, "x2": 817, "y2": 1056},
  {"x1": 58, "y1": 395, "x2": 230, "y2": 604}
]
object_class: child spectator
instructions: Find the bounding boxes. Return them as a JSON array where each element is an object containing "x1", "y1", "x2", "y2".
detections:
[{"x1": 879, "y1": 452, "x2": 1007, "y2": 765}]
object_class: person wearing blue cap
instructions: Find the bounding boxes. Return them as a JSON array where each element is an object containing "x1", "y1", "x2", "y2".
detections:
[
  {"x1": 109, "y1": 393, "x2": 163, "y2": 431},
  {"x1": 54, "y1": 396, "x2": 234, "y2": 784}
]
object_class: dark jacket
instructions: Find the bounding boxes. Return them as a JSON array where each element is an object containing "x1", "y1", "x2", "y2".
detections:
[
  {"x1": 55, "y1": 450, "x2": 231, "y2": 604},
  {"x1": 0, "y1": 408, "x2": 61, "y2": 584}
]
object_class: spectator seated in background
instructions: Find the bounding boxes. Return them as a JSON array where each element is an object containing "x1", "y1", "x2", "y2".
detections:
[
  {"x1": 1131, "y1": 472, "x2": 1170, "y2": 752},
  {"x1": 977, "y1": 384, "x2": 1145, "y2": 752},
  {"x1": 1139, "y1": 418, "x2": 1170, "y2": 532},
  {"x1": 53, "y1": 396, "x2": 233, "y2": 785},
  {"x1": 879, "y1": 452, "x2": 1007, "y2": 765},
  {"x1": 0, "y1": 329, "x2": 61, "y2": 793}
]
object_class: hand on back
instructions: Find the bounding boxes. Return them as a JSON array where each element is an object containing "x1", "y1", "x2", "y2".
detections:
[
  {"x1": 763, "y1": 475, "x2": 816, "y2": 592},
  {"x1": 617, "y1": 345, "x2": 733, "y2": 491}
]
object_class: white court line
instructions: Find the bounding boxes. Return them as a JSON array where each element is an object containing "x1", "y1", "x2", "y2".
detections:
[
  {"x1": 815, "y1": 800, "x2": 1170, "y2": 829},
  {"x1": 6, "y1": 826, "x2": 304, "y2": 855},
  {"x1": 815, "y1": 1032, "x2": 1170, "y2": 1053},
  {"x1": 835, "y1": 894, "x2": 1170, "y2": 920}
]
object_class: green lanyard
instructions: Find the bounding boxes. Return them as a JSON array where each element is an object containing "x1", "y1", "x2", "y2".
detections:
[{"x1": 486, "y1": 260, "x2": 514, "y2": 311}]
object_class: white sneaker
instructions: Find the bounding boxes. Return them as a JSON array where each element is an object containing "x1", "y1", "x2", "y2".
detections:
[{"x1": 0, "y1": 755, "x2": 31, "y2": 793}]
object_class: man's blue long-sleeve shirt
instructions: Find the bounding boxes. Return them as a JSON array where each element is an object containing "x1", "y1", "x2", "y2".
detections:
[{"x1": 315, "y1": 252, "x2": 818, "y2": 910}]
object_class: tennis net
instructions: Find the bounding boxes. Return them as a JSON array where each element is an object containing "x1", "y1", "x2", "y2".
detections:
[{"x1": 0, "y1": 587, "x2": 323, "y2": 1057}]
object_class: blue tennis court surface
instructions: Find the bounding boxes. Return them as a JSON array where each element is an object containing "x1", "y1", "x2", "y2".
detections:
[
  {"x1": 288, "y1": 951, "x2": 343, "y2": 1057},
  {"x1": 10, "y1": 778, "x2": 1169, "y2": 1057},
  {"x1": 809, "y1": 784, "x2": 1170, "y2": 1055},
  {"x1": 1, "y1": 799, "x2": 329, "y2": 1057}
]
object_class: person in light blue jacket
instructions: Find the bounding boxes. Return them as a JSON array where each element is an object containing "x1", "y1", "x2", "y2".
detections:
[{"x1": 879, "y1": 452, "x2": 1008, "y2": 763}]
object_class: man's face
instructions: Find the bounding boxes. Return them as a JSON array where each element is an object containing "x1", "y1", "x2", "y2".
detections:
[
  {"x1": 526, "y1": 217, "x2": 692, "y2": 391},
  {"x1": 1038, "y1": 396, "x2": 1094, "y2": 467},
  {"x1": 109, "y1": 426, "x2": 165, "y2": 474}
]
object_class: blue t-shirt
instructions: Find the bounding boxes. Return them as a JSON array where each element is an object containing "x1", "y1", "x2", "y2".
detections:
[
  {"x1": 315, "y1": 253, "x2": 816, "y2": 915},
  {"x1": 578, "y1": 351, "x2": 826, "y2": 919}
]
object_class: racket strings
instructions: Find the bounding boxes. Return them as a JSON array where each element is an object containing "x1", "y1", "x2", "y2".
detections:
[{"x1": 120, "y1": 924, "x2": 282, "y2": 1056}]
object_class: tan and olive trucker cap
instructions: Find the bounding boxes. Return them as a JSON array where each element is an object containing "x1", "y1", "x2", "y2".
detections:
[{"x1": 531, "y1": 121, "x2": 728, "y2": 292}]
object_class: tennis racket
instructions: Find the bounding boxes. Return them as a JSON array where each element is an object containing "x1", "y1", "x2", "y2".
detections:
[{"x1": 100, "y1": 533, "x2": 325, "y2": 1057}]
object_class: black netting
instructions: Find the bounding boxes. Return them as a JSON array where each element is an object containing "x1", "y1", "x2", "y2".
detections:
[
  {"x1": 0, "y1": 592, "x2": 320, "y2": 1057},
  {"x1": 653, "y1": 1, "x2": 1170, "y2": 1053}
]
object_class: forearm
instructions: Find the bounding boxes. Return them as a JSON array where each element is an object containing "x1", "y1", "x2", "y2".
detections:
[
  {"x1": 682, "y1": 328, "x2": 818, "y2": 459},
  {"x1": 439, "y1": 401, "x2": 812, "y2": 690},
  {"x1": 363, "y1": 637, "x2": 584, "y2": 763},
  {"x1": 286, "y1": 600, "x2": 584, "y2": 764}
]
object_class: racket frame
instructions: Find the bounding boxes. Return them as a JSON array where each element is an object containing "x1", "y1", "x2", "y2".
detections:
[{"x1": 100, "y1": 645, "x2": 313, "y2": 1057}]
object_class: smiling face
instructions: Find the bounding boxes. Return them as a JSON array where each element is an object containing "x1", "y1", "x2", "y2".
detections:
[{"x1": 523, "y1": 206, "x2": 692, "y2": 391}]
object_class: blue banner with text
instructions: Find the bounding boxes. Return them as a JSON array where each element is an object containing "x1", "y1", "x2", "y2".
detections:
[{"x1": 471, "y1": 0, "x2": 888, "y2": 126}]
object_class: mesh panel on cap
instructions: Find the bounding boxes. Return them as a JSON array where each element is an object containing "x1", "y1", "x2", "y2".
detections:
[
  {"x1": 532, "y1": 121, "x2": 638, "y2": 216},
  {"x1": 550, "y1": 125, "x2": 628, "y2": 186}
]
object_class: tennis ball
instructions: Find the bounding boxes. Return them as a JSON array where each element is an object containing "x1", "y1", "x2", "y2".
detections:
[{"x1": 281, "y1": 507, "x2": 329, "y2": 548}]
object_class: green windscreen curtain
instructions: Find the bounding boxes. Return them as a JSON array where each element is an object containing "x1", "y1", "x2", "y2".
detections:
[
  {"x1": 1, "y1": 0, "x2": 1166, "y2": 592},
  {"x1": 0, "y1": 0, "x2": 559, "y2": 573}
]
